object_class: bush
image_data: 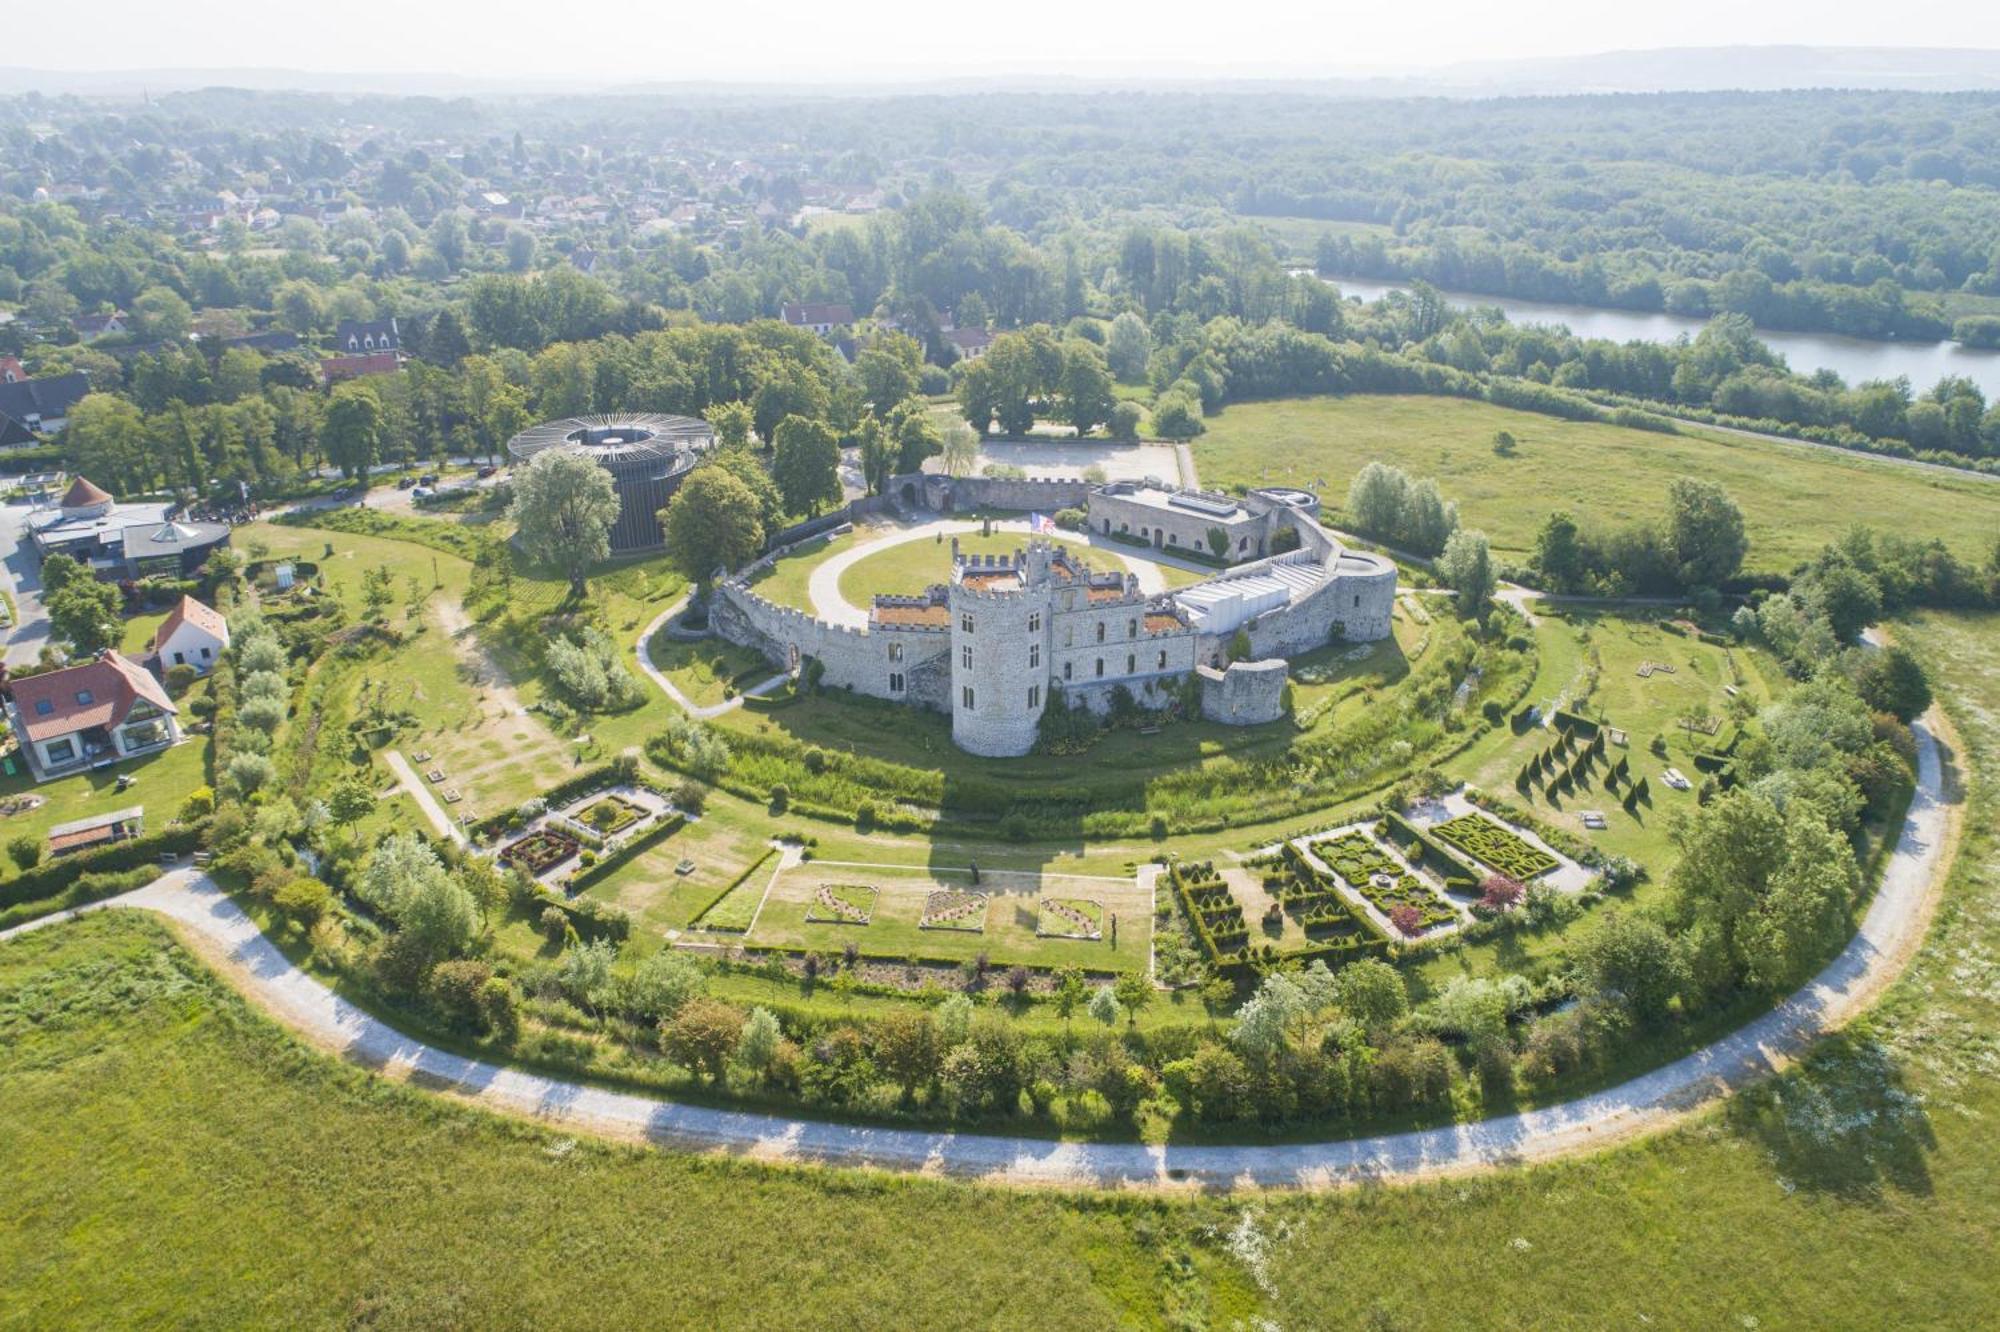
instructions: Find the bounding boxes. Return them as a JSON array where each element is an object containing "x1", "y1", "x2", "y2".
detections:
[
  {"x1": 164, "y1": 663, "x2": 199, "y2": 697},
  {"x1": 541, "y1": 905, "x2": 570, "y2": 945},
  {"x1": 273, "y1": 876, "x2": 334, "y2": 929},
  {"x1": 6, "y1": 834, "x2": 42, "y2": 870}
]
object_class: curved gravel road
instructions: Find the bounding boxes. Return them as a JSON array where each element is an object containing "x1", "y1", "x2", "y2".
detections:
[{"x1": 0, "y1": 715, "x2": 1950, "y2": 1190}]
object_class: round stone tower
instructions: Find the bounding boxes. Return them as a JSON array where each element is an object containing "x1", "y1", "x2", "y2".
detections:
[{"x1": 947, "y1": 544, "x2": 1053, "y2": 757}]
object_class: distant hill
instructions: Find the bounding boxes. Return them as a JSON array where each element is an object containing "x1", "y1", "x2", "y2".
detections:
[{"x1": 5, "y1": 46, "x2": 2000, "y2": 100}]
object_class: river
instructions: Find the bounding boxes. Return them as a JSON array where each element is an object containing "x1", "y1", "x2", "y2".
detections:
[{"x1": 1312, "y1": 273, "x2": 2000, "y2": 400}]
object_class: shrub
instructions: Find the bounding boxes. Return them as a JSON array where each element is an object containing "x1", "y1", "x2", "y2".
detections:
[
  {"x1": 770, "y1": 782, "x2": 791, "y2": 814},
  {"x1": 273, "y1": 876, "x2": 334, "y2": 929},
  {"x1": 6, "y1": 834, "x2": 42, "y2": 870},
  {"x1": 178, "y1": 785, "x2": 215, "y2": 821},
  {"x1": 540, "y1": 905, "x2": 569, "y2": 945},
  {"x1": 164, "y1": 663, "x2": 199, "y2": 697}
]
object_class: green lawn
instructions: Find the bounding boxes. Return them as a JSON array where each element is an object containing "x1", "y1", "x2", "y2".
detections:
[
  {"x1": 746, "y1": 529, "x2": 854, "y2": 609},
  {"x1": 0, "y1": 913, "x2": 1254, "y2": 1328},
  {"x1": 647, "y1": 635, "x2": 774, "y2": 708},
  {"x1": 745, "y1": 863, "x2": 1150, "y2": 974},
  {"x1": 1196, "y1": 394, "x2": 2000, "y2": 570}
]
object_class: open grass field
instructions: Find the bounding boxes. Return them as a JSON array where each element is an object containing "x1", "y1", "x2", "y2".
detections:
[
  {"x1": 745, "y1": 862, "x2": 1150, "y2": 973},
  {"x1": 646, "y1": 633, "x2": 773, "y2": 708},
  {"x1": 1196, "y1": 394, "x2": 2000, "y2": 569},
  {"x1": 746, "y1": 529, "x2": 855, "y2": 609},
  {"x1": 6, "y1": 600, "x2": 1999, "y2": 1324}
]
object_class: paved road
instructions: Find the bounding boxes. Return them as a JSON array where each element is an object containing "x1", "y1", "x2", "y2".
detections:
[
  {"x1": 0, "y1": 710, "x2": 1950, "y2": 1190},
  {"x1": 0, "y1": 499, "x2": 52, "y2": 666}
]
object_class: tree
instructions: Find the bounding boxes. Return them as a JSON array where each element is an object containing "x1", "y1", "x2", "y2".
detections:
[
  {"x1": 1112, "y1": 973, "x2": 1153, "y2": 1025},
  {"x1": 132, "y1": 285, "x2": 193, "y2": 342},
  {"x1": 1665, "y1": 476, "x2": 1748, "y2": 590},
  {"x1": 321, "y1": 382, "x2": 383, "y2": 480},
  {"x1": 661, "y1": 464, "x2": 765, "y2": 585},
  {"x1": 855, "y1": 337, "x2": 921, "y2": 411},
  {"x1": 397, "y1": 871, "x2": 481, "y2": 961},
  {"x1": 939, "y1": 420, "x2": 980, "y2": 478},
  {"x1": 1439, "y1": 527, "x2": 1496, "y2": 621},
  {"x1": 1532, "y1": 510, "x2": 1585, "y2": 593},
  {"x1": 1206, "y1": 525, "x2": 1229, "y2": 559},
  {"x1": 1572, "y1": 911, "x2": 1688, "y2": 1025},
  {"x1": 870, "y1": 1007, "x2": 940, "y2": 1101},
  {"x1": 1087, "y1": 985, "x2": 1124, "y2": 1027},
  {"x1": 770, "y1": 415, "x2": 841, "y2": 517},
  {"x1": 1053, "y1": 341, "x2": 1116, "y2": 437},
  {"x1": 660, "y1": 998, "x2": 744, "y2": 1082},
  {"x1": 1345, "y1": 461, "x2": 1408, "y2": 540},
  {"x1": 1853, "y1": 645, "x2": 1932, "y2": 722},
  {"x1": 1106, "y1": 311, "x2": 1152, "y2": 380},
  {"x1": 509, "y1": 446, "x2": 619, "y2": 595},
  {"x1": 1333, "y1": 957, "x2": 1407, "y2": 1033},
  {"x1": 46, "y1": 576, "x2": 121, "y2": 657},
  {"x1": 709, "y1": 400, "x2": 754, "y2": 449}
]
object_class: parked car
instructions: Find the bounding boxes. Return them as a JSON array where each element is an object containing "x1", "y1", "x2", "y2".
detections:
[
  {"x1": 476, "y1": 465, "x2": 497, "y2": 479},
  {"x1": 419, "y1": 473, "x2": 438, "y2": 486},
  {"x1": 411, "y1": 486, "x2": 434, "y2": 501},
  {"x1": 395, "y1": 475, "x2": 415, "y2": 490}
]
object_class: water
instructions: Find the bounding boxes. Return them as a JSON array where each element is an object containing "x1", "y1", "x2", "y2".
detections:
[{"x1": 1312, "y1": 274, "x2": 2000, "y2": 400}]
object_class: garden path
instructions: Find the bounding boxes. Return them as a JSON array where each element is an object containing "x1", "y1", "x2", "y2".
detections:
[
  {"x1": 384, "y1": 750, "x2": 466, "y2": 845},
  {"x1": 0, "y1": 709, "x2": 1953, "y2": 1191}
]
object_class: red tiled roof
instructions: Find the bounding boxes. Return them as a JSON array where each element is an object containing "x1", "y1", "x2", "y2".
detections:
[
  {"x1": 10, "y1": 651, "x2": 178, "y2": 743},
  {"x1": 60, "y1": 476, "x2": 112, "y2": 508},
  {"x1": 150, "y1": 595, "x2": 228, "y2": 655},
  {"x1": 872, "y1": 602, "x2": 951, "y2": 628}
]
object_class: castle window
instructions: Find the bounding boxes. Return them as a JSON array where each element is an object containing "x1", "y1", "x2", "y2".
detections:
[
  {"x1": 1095, "y1": 658, "x2": 1104, "y2": 678},
  {"x1": 962, "y1": 645, "x2": 973, "y2": 670},
  {"x1": 1027, "y1": 612, "x2": 1040, "y2": 633},
  {"x1": 1353, "y1": 595, "x2": 1360, "y2": 608},
  {"x1": 1064, "y1": 662, "x2": 1073, "y2": 681},
  {"x1": 1028, "y1": 685, "x2": 1040, "y2": 709},
  {"x1": 1128, "y1": 618, "x2": 1137, "y2": 639},
  {"x1": 962, "y1": 686, "x2": 975, "y2": 710},
  {"x1": 1064, "y1": 625, "x2": 1073, "y2": 647},
  {"x1": 1126, "y1": 653, "x2": 1136, "y2": 674},
  {"x1": 1029, "y1": 644, "x2": 1040, "y2": 669},
  {"x1": 889, "y1": 672, "x2": 905, "y2": 693},
  {"x1": 888, "y1": 642, "x2": 903, "y2": 662},
  {"x1": 1096, "y1": 622, "x2": 1105, "y2": 644},
  {"x1": 1168, "y1": 533, "x2": 1178, "y2": 545},
  {"x1": 961, "y1": 613, "x2": 974, "y2": 634},
  {"x1": 1158, "y1": 649, "x2": 1168, "y2": 669}
]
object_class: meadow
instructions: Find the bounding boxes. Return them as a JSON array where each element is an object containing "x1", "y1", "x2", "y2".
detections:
[
  {"x1": 1196, "y1": 394, "x2": 2000, "y2": 569},
  {"x1": 4, "y1": 603, "x2": 1997, "y2": 1325}
]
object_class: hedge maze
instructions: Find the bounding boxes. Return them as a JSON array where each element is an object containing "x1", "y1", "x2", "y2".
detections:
[
  {"x1": 1169, "y1": 854, "x2": 1384, "y2": 979},
  {"x1": 1431, "y1": 813, "x2": 1559, "y2": 880},
  {"x1": 1313, "y1": 832, "x2": 1457, "y2": 932}
]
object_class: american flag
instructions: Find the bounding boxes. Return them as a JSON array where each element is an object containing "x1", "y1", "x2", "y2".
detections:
[{"x1": 1030, "y1": 512, "x2": 1056, "y2": 535}]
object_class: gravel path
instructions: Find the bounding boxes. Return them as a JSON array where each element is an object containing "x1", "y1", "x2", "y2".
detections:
[
  {"x1": 0, "y1": 710, "x2": 1951, "y2": 1190},
  {"x1": 633, "y1": 599, "x2": 789, "y2": 719},
  {"x1": 383, "y1": 750, "x2": 466, "y2": 845}
]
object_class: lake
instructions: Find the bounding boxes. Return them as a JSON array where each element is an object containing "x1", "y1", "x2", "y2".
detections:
[{"x1": 1312, "y1": 273, "x2": 2000, "y2": 400}]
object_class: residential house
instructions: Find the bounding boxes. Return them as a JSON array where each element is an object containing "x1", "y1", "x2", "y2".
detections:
[
  {"x1": 320, "y1": 351, "x2": 401, "y2": 386},
  {"x1": 5, "y1": 650, "x2": 181, "y2": 781},
  {"x1": 72, "y1": 312, "x2": 127, "y2": 342},
  {"x1": 781, "y1": 302, "x2": 856, "y2": 336},
  {"x1": 945, "y1": 326, "x2": 996, "y2": 361},
  {"x1": 0, "y1": 370, "x2": 90, "y2": 438},
  {"x1": 0, "y1": 356, "x2": 26, "y2": 384},
  {"x1": 333, "y1": 317, "x2": 400, "y2": 356},
  {"x1": 148, "y1": 595, "x2": 230, "y2": 676}
]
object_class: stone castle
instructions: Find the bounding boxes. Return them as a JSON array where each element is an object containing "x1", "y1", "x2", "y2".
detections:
[{"x1": 710, "y1": 477, "x2": 1397, "y2": 757}]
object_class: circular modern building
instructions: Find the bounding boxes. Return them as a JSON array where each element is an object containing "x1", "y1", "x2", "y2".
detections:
[{"x1": 506, "y1": 413, "x2": 713, "y2": 553}]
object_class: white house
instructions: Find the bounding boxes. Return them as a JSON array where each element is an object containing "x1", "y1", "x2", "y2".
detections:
[
  {"x1": 5, "y1": 651, "x2": 181, "y2": 781},
  {"x1": 148, "y1": 595, "x2": 230, "y2": 675}
]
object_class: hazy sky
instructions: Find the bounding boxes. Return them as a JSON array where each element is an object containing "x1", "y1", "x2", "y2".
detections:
[{"x1": 16, "y1": 0, "x2": 2000, "y2": 81}]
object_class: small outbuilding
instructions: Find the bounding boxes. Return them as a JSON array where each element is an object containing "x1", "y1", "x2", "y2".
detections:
[{"x1": 149, "y1": 595, "x2": 230, "y2": 676}]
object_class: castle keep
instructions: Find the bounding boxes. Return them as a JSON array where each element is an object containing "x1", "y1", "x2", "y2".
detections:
[{"x1": 711, "y1": 480, "x2": 1397, "y2": 757}]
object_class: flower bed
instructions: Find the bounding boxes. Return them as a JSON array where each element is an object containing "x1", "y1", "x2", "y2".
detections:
[
  {"x1": 573, "y1": 794, "x2": 648, "y2": 836},
  {"x1": 804, "y1": 883, "x2": 878, "y2": 925},
  {"x1": 1313, "y1": 832, "x2": 1456, "y2": 932},
  {"x1": 920, "y1": 889, "x2": 988, "y2": 931},
  {"x1": 498, "y1": 828, "x2": 579, "y2": 876},
  {"x1": 1036, "y1": 896, "x2": 1103, "y2": 940},
  {"x1": 1430, "y1": 812, "x2": 1559, "y2": 880}
]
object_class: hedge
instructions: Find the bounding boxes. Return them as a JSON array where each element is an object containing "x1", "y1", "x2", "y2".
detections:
[
  {"x1": 565, "y1": 811, "x2": 687, "y2": 892},
  {"x1": 529, "y1": 887, "x2": 632, "y2": 943},
  {"x1": 688, "y1": 847, "x2": 778, "y2": 927},
  {"x1": 1380, "y1": 811, "x2": 1478, "y2": 885},
  {"x1": 0, "y1": 821, "x2": 209, "y2": 910}
]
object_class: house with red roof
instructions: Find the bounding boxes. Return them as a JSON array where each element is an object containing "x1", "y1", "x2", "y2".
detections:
[
  {"x1": 4, "y1": 650, "x2": 181, "y2": 781},
  {"x1": 148, "y1": 595, "x2": 230, "y2": 676}
]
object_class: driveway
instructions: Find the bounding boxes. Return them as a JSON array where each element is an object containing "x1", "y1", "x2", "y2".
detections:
[
  {"x1": 0, "y1": 708, "x2": 1953, "y2": 1191},
  {"x1": 0, "y1": 499, "x2": 52, "y2": 666}
]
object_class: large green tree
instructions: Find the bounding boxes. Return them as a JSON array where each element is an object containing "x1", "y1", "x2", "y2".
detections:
[
  {"x1": 46, "y1": 575, "x2": 122, "y2": 657},
  {"x1": 1664, "y1": 476, "x2": 1748, "y2": 590},
  {"x1": 321, "y1": 382, "x2": 383, "y2": 480},
  {"x1": 508, "y1": 446, "x2": 619, "y2": 596},
  {"x1": 661, "y1": 465, "x2": 765, "y2": 585},
  {"x1": 770, "y1": 415, "x2": 841, "y2": 517}
]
